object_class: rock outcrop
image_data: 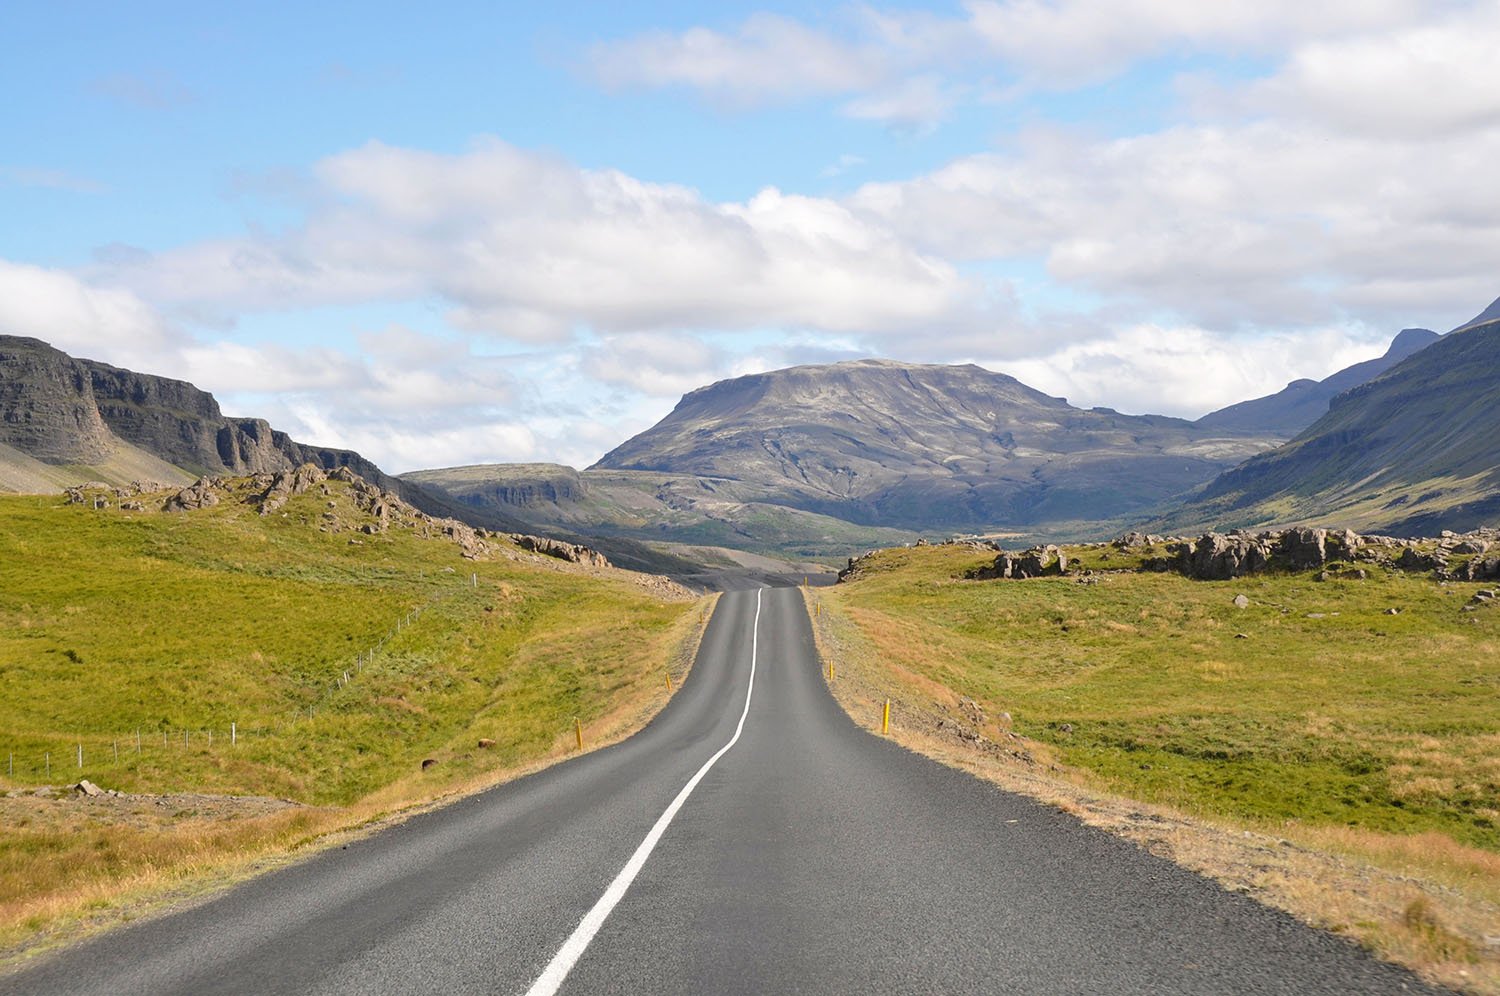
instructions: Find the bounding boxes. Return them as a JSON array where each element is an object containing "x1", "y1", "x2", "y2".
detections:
[
  {"x1": 509, "y1": 534, "x2": 611, "y2": 569},
  {"x1": 164, "y1": 477, "x2": 221, "y2": 512},
  {"x1": 857, "y1": 524, "x2": 1500, "y2": 586}
]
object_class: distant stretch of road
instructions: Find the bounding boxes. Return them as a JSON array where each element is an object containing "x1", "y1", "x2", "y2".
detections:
[{"x1": 5, "y1": 587, "x2": 1449, "y2": 995}]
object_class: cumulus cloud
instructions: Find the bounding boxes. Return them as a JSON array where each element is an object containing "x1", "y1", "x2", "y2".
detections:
[
  {"x1": 848, "y1": 117, "x2": 1500, "y2": 331},
  {"x1": 995, "y1": 323, "x2": 1386, "y2": 419},
  {"x1": 585, "y1": 1, "x2": 1451, "y2": 109},
  {"x1": 0, "y1": 260, "x2": 183, "y2": 369},
  {"x1": 587, "y1": 12, "x2": 892, "y2": 103},
  {"x1": 843, "y1": 75, "x2": 959, "y2": 131},
  {"x1": 91, "y1": 138, "x2": 987, "y2": 343},
  {"x1": 1240, "y1": 7, "x2": 1500, "y2": 138}
]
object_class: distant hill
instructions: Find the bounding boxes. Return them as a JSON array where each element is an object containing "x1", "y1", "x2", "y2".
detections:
[
  {"x1": 415, "y1": 360, "x2": 1278, "y2": 554},
  {"x1": 1162, "y1": 301, "x2": 1500, "y2": 536},
  {"x1": 1195, "y1": 327, "x2": 1441, "y2": 436},
  {"x1": 590, "y1": 359, "x2": 1275, "y2": 531},
  {"x1": 0, "y1": 334, "x2": 528, "y2": 530},
  {"x1": 403, "y1": 462, "x2": 921, "y2": 563}
]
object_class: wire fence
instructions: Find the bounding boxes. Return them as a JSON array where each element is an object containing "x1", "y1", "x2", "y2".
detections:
[{"x1": 3, "y1": 574, "x2": 481, "y2": 788}]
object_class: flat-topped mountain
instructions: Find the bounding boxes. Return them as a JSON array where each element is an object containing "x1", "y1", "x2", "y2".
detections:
[
  {"x1": 1165, "y1": 299, "x2": 1500, "y2": 535},
  {"x1": 0, "y1": 335, "x2": 508, "y2": 525},
  {"x1": 1195, "y1": 327, "x2": 1441, "y2": 436},
  {"x1": 591, "y1": 359, "x2": 1275, "y2": 530}
]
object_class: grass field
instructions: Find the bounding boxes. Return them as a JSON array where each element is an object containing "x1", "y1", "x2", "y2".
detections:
[
  {"x1": 0, "y1": 479, "x2": 705, "y2": 956},
  {"x1": 816, "y1": 543, "x2": 1500, "y2": 991}
]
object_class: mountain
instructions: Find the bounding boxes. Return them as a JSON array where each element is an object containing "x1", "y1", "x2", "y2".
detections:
[
  {"x1": 590, "y1": 359, "x2": 1275, "y2": 531},
  {"x1": 0, "y1": 335, "x2": 526, "y2": 528},
  {"x1": 1163, "y1": 307, "x2": 1500, "y2": 536},
  {"x1": 1195, "y1": 327, "x2": 1441, "y2": 436},
  {"x1": 403, "y1": 462, "x2": 921, "y2": 563}
]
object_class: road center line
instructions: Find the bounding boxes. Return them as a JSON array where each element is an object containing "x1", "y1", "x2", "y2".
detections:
[{"x1": 523, "y1": 587, "x2": 764, "y2": 996}]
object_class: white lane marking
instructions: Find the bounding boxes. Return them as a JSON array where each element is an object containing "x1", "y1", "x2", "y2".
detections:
[{"x1": 523, "y1": 587, "x2": 764, "y2": 996}]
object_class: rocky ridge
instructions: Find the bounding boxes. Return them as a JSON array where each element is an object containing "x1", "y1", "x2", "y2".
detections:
[
  {"x1": 67, "y1": 466, "x2": 617, "y2": 572},
  {"x1": 839, "y1": 525, "x2": 1500, "y2": 584}
]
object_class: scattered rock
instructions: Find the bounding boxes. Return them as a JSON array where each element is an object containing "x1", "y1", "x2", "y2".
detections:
[
  {"x1": 163, "y1": 477, "x2": 220, "y2": 512},
  {"x1": 72, "y1": 779, "x2": 103, "y2": 797},
  {"x1": 1233, "y1": 594, "x2": 1250, "y2": 609},
  {"x1": 420, "y1": 758, "x2": 438, "y2": 770},
  {"x1": 509, "y1": 534, "x2": 610, "y2": 569},
  {"x1": 1059, "y1": 723, "x2": 1074, "y2": 734},
  {"x1": 477, "y1": 738, "x2": 496, "y2": 749},
  {"x1": 1385, "y1": 607, "x2": 1402, "y2": 615},
  {"x1": 1235, "y1": 633, "x2": 1249, "y2": 639},
  {"x1": 258, "y1": 464, "x2": 328, "y2": 515}
]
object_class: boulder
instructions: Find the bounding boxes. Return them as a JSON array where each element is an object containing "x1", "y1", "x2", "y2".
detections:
[
  {"x1": 73, "y1": 779, "x2": 103, "y2": 797},
  {"x1": 1278, "y1": 527, "x2": 1328, "y2": 570},
  {"x1": 1233, "y1": 594, "x2": 1250, "y2": 609},
  {"x1": 509, "y1": 534, "x2": 610, "y2": 569},
  {"x1": 163, "y1": 478, "x2": 220, "y2": 512},
  {"x1": 258, "y1": 464, "x2": 328, "y2": 515}
]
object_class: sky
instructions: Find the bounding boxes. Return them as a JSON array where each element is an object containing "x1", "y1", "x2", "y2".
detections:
[{"x1": 3, "y1": 1, "x2": 1499, "y2": 472}]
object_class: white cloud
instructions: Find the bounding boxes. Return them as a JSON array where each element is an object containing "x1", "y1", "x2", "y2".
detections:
[
  {"x1": 91, "y1": 138, "x2": 986, "y2": 342},
  {"x1": 996, "y1": 323, "x2": 1386, "y2": 419},
  {"x1": 848, "y1": 118, "x2": 1500, "y2": 331},
  {"x1": 842, "y1": 75, "x2": 958, "y2": 131},
  {"x1": 587, "y1": 12, "x2": 893, "y2": 104},
  {"x1": 0, "y1": 259, "x2": 183, "y2": 369},
  {"x1": 1242, "y1": 7, "x2": 1500, "y2": 137},
  {"x1": 584, "y1": 1, "x2": 1452, "y2": 109}
]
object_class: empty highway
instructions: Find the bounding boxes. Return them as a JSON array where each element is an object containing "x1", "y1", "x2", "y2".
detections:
[{"x1": 4, "y1": 587, "x2": 1448, "y2": 995}]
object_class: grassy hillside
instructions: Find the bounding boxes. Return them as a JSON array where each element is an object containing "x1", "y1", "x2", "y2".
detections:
[
  {"x1": 1165, "y1": 319, "x2": 1500, "y2": 536},
  {"x1": 0, "y1": 440, "x2": 191, "y2": 495},
  {"x1": 0, "y1": 478, "x2": 704, "y2": 954},
  {"x1": 814, "y1": 544, "x2": 1499, "y2": 990},
  {"x1": 405, "y1": 464, "x2": 919, "y2": 563}
]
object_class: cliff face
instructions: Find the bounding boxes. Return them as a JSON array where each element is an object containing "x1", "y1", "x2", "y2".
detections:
[
  {"x1": 1, "y1": 335, "x2": 419, "y2": 502},
  {"x1": 0, "y1": 337, "x2": 116, "y2": 464}
]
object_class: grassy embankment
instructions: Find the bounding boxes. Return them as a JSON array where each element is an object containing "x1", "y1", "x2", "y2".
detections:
[
  {"x1": 812, "y1": 542, "x2": 1499, "y2": 994},
  {"x1": 0, "y1": 481, "x2": 707, "y2": 960}
]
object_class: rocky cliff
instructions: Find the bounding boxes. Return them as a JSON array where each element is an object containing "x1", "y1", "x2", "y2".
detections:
[{"x1": 0, "y1": 335, "x2": 526, "y2": 532}]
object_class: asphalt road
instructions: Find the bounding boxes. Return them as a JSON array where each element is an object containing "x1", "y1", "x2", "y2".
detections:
[{"x1": 5, "y1": 587, "x2": 1450, "y2": 995}]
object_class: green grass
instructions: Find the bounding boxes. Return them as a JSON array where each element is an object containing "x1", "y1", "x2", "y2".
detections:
[
  {"x1": 0, "y1": 484, "x2": 700, "y2": 806},
  {"x1": 828, "y1": 545, "x2": 1500, "y2": 850},
  {"x1": 0, "y1": 480, "x2": 704, "y2": 950}
]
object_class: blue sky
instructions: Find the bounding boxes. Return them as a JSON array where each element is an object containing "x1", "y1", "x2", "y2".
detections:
[{"x1": 4, "y1": 2, "x2": 1499, "y2": 471}]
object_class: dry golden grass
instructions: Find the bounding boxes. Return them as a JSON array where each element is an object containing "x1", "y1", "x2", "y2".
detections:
[
  {"x1": 0, "y1": 595, "x2": 717, "y2": 971},
  {"x1": 802, "y1": 585, "x2": 1500, "y2": 996}
]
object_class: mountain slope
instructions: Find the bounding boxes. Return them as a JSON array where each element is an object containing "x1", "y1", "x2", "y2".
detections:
[
  {"x1": 591, "y1": 359, "x2": 1275, "y2": 531},
  {"x1": 1166, "y1": 317, "x2": 1500, "y2": 535},
  {"x1": 404, "y1": 463, "x2": 919, "y2": 563},
  {"x1": 0, "y1": 335, "x2": 526, "y2": 530},
  {"x1": 1195, "y1": 327, "x2": 1441, "y2": 436}
]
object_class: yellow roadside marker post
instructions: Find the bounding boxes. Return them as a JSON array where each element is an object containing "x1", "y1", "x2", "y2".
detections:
[
  {"x1": 666, "y1": 673, "x2": 673, "y2": 692},
  {"x1": 882, "y1": 699, "x2": 891, "y2": 735},
  {"x1": 574, "y1": 717, "x2": 583, "y2": 751}
]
